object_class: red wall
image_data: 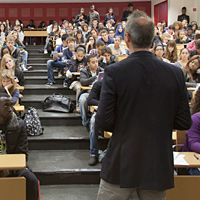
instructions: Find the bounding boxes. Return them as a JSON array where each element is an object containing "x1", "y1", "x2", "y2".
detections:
[
  {"x1": 154, "y1": 1, "x2": 168, "y2": 25},
  {"x1": 0, "y1": 2, "x2": 151, "y2": 27}
]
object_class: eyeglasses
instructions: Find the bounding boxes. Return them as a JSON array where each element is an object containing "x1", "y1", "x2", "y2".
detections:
[{"x1": 156, "y1": 48, "x2": 163, "y2": 51}]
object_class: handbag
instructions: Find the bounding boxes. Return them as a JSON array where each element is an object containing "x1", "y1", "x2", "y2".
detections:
[{"x1": 42, "y1": 93, "x2": 75, "y2": 113}]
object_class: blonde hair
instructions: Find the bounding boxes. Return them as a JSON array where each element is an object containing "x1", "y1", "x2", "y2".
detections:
[
  {"x1": 1, "y1": 54, "x2": 15, "y2": 72},
  {"x1": 0, "y1": 69, "x2": 16, "y2": 95}
]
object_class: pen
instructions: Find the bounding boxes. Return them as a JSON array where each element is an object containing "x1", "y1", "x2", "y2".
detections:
[{"x1": 194, "y1": 154, "x2": 199, "y2": 160}]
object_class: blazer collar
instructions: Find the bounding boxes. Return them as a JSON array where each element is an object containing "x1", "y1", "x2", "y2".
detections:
[{"x1": 128, "y1": 50, "x2": 154, "y2": 58}]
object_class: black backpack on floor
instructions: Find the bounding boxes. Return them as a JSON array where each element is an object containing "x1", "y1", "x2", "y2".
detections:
[{"x1": 23, "y1": 107, "x2": 44, "y2": 136}]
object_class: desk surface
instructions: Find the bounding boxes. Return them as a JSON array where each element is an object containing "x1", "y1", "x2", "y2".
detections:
[
  {"x1": 0, "y1": 154, "x2": 26, "y2": 170},
  {"x1": 80, "y1": 85, "x2": 92, "y2": 90},
  {"x1": 174, "y1": 152, "x2": 200, "y2": 168}
]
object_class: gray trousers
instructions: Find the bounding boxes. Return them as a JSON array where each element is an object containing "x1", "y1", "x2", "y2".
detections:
[{"x1": 97, "y1": 179, "x2": 166, "y2": 200}]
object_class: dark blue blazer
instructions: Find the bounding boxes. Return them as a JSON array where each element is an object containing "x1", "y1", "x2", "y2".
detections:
[{"x1": 96, "y1": 50, "x2": 192, "y2": 190}]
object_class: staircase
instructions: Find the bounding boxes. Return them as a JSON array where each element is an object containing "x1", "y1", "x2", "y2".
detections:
[{"x1": 22, "y1": 45, "x2": 109, "y2": 200}]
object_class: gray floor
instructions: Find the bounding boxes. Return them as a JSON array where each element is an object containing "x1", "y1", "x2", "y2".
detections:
[
  {"x1": 40, "y1": 184, "x2": 139, "y2": 200},
  {"x1": 40, "y1": 184, "x2": 99, "y2": 200}
]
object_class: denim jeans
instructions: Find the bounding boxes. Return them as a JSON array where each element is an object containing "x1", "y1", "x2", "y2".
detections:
[
  {"x1": 20, "y1": 50, "x2": 28, "y2": 67},
  {"x1": 79, "y1": 93, "x2": 89, "y2": 126},
  {"x1": 47, "y1": 60, "x2": 67, "y2": 83},
  {"x1": 90, "y1": 113, "x2": 98, "y2": 157}
]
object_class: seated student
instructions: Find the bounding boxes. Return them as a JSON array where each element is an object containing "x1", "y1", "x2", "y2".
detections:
[
  {"x1": 97, "y1": 30, "x2": 114, "y2": 45},
  {"x1": 66, "y1": 46, "x2": 87, "y2": 112},
  {"x1": 181, "y1": 86, "x2": 200, "y2": 175},
  {"x1": 90, "y1": 28, "x2": 100, "y2": 41},
  {"x1": 187, "y1": 32, "x2": 200, "y2": 50},
  {"x1": 75, "y1": 30, "x2": 85, "y2": 45},
  {"x1": 98, "y1": 22, "x2": 109, "y2": 34},
  {"x1": 183, "y1": 55, "x2": 200, "y2": 83},
  {"x1": 0, "y1": 23, "x2": 8, "y2": 38},
  {"x1": 161, "y1": 32, "x2": 171, "y2": 49},
  {"x1": 87, "y1": 80, "x2": 103, "y2": 166},
  {"x1": 11, "y1": 30, "x2": 29, "y2": 71},
  {"x1": 98, "y1": 46, "x2": 119, "y2": 69},
  {"x1": 1, "y1": 54, "x2": 25, "y2": 86},
  {"x1": 62, "y1": 37, "x2": 76, "y2": 87},
  {"x1": 0, "y1": 92, "x2": 39, "y2": 200},
  {"x1": 0, "y1": 69, "x2": 19, "y2": 104},
  {"x1": 174, "y1": 48, "x2": 190, "y2": 69},
  {"x1": 81, "y1": 23, "x2": 89, "y2": 39},
  {"x1": 153, "y1": 44, "x2": 170, "y2": 63},
  {"x1": 108, "y1": 36, "x2": 126, "y2": 56},
  {"x1": 56, "y1": 28, "x2": 67, "y2": 47},
  {"x1": 166, "y1": 24, "x2": 175, "y2": 39},
  {"x1": 90, "y1": 18, "x2": 99, "y2": 31},
  {"x1": 165, "y1": 40, "x2": 178, "y2": 63},
  {"x1": 79, "y1": 54, "x2": 103, "y2": 128},
  {"x1": 0, "y1": 46, "x2": 19, "y2": 69},
  {"x1": 186, "y1": 26, "x2": 195, "y2": 41},
  {"x1": 85, "y1": 35, "x2": 96, "y2": 54},
  {"x1": 6, "y1": 35, "x2": 20, "y2": 63},
  {"x1": 46, "y1": 34, "x2": 69, "y2": 85},
  {"x1": 44, "y1": 21, "x2": 60, "y2": 54},
  {"x1": 115, "y1": 24, "x2": 125, "y2": 40},
  {"x1": 89, "y1": 40, "x2": 105, "y2": 59},
  {"x1": 189, "y1": 40, "x2": 200, "y2": 58},
  {"x1": 108, "y1": 29, "x2": 115, "y2": 39},
  {"x1": 173, "y1": 21, "x2": 183, "y2": 39},
  {"x1": 175, "y1": 30, "x2": 190, "y2": 44}
]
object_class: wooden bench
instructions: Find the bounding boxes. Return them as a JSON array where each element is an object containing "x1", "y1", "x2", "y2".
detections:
[
  {"x1": 118, "y1": 54, "x2": 128, "y2": 61},
  {"x1": 0, "y1": 154, "x2": 26, "y2": 200}
]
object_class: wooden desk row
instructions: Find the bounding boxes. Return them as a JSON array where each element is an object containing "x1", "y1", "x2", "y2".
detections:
[{"x1": 0, "y1": 154, "x2": 26, "y2": 200}]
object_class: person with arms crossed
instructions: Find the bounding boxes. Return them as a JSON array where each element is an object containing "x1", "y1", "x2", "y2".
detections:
[{"x1": 96, "y1": 11, "x2": 192, "y2": 200}]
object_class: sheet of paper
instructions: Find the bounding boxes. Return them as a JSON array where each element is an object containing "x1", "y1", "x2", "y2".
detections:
[{"x1": 173, "y1": 152, "x2": 189, "y2": 166}]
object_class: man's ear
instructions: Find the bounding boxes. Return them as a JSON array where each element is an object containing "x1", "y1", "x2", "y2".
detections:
[{"x1": 125, "y1": 32, "x2": 131, "y2": 49}]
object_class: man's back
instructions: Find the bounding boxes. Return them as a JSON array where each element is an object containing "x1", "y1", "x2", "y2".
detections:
[{"x1": 96, "y1": 50, "x2": 191, "y2": 190}]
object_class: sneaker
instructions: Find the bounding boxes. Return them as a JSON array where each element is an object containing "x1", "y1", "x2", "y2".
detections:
[
  {"x1": 63, "y1": 82, "x2": 69, "y2": 88},
  {"x1": 25, "y1": 43, "x2": 28, "y2": 46},
  {"x1": 58, "y1": 72, "x2": 63, "y2": 78},
  {"x1": 88, "y1": 156, "x2": 98, "y2": 166},
  {"x1": 44, "y1": 49, "x2": 48, "y2": 54},
  {"x1": 27, "y1": 66, "x2": 33, "y2": 70},
  {"x1": 21, "y1": 64, "x2": 28, "y2": 72},
  {"x1": 46, "y1": 82, "x2": 54, "y2": 86},
  {"x1": 33, "y1": 43, "x2": 36, "y2": 46}
]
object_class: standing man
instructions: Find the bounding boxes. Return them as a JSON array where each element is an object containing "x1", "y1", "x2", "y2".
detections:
[
  {"x1": 87, "y1": 5, "x2": 100, "y2": 27},
  {"x1": 96, "y1": 11, "x2": 191, "y2": 199},
  {"x1": 121, "y1": 3, "x2": 134, "y2": 22},
  {"x1": 177, "y1": 7, "x2": 190, "y2": 24},
  {"x1": 104, "y1": 7, "x2": 117, "y2": 26}
]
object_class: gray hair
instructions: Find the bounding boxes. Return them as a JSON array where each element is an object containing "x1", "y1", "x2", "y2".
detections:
[{"x1": 126, "y1": 11, "x2": 154, "y2": 48}]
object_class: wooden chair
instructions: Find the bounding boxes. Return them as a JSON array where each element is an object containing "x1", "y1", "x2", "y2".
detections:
[
  {"x1": 14, "y1": 86, "x2": 25, "y2": 112},
  {"x1": 175, "y1": 130, "x2": 187, "y2": 151},
  {"x1": 0, "y1": 177, "x2": 26, "y2": 200},
  {"x1": 166, "y1": 176, "x2": 200, "y2": 200},
  {"x1": 176, "y1": 44, "x2": 186, "y2": 54},
  {"x1": 0, "y1": 154, "x2": 26, "y2": 200}
]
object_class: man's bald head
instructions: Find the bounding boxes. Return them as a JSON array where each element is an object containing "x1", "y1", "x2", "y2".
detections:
[{"x1": 126, "y1": 11, "x2": 154, "y2": 49}]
